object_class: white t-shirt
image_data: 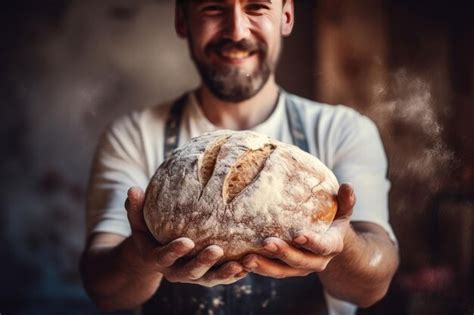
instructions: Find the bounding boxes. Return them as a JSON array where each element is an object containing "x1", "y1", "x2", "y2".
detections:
[{"x1": 86, "y1": 90, "x2": 396, "y2": 315}]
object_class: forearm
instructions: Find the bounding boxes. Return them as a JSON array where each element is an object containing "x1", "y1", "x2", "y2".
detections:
[
  {"x1": 80, "y1": 236, "x2": 163, "y2": 311},
  {"x1": 318, "y1": 223, "x2": 399, "y2": 307}
]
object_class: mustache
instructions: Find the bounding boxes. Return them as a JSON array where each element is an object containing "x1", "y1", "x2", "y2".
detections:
[{"x1": 206, "y1": 38, "x2": 267, "y2": 54}]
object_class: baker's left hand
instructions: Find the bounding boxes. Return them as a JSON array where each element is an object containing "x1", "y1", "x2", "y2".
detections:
[{"x1": 242, "y1": 183, "x2": 355, "y2": 278}]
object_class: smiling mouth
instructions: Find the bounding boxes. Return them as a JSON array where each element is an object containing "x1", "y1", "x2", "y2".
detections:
[{"x1": 216, "y1": 48, "x2": 257, "y2": 62}]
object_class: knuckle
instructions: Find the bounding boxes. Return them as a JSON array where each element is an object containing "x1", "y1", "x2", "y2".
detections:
[
  {"x1": 165, "y1": 274, "x2": 178, "y2": 283},
  {"x1": 168, "y1": 242, "x2": 181, "y2": 254},
  {"x1": 313, "y1": 264, "x2": 325, "y2": 273},
  {"x1": 321, "y1": 248, "x2": 333, "y2": 257},
  {"x1": 185, "y1": 264, "x2": 211, "y2": 280},
  {"x1": 197, "y1": 252, "x2": 218, "y2": 265},
  {"x1": 300, "y1": 270, "x2": 313, "y2": 277},
  {"x1": 315, "y1": 241, "x2": 331, "y2": 256},
  {"x1": 313, "y1": 260, "x2": 330, "y2": 272},
  {"x1": 197, "y1": 274, "x2": 215, "y2": 287},
  {"x1": 321, "y1": 260, "x2": 330, "y2": 270},
  {"x1": 157, "y1": 253, "x2": 177, "y2": 267},
  {"x1": 173, "y1": 245, "x2": 191, "y2": 257},
  {"x1": 279, "y1": 248, "x2": 291, "y2": 260},
  {"x1": 248, "y1": 254, "x2": 259, "y2": 263},
  {"x1": 184, "y1": 269, "x2": 201, "y2": 280},
  {"x1": 314, "y1": 266, "x2": 324, "y2": 273},
  {"x1": 215, "y1": 267, "x2": 233, "y2": 279},
  {"x1": 306, "y1": 242, "x2": 323, "y2": 254},
  {"x1": 222, "y1": 264, "x2": 236, "y2": 276},
  {"x1": 290, "y1": 260, "x2": 304, "y2": 269},
  {"x1": 188, "y1": 274, "x2": 202, "y2": 281},
  {"x1": 196, "y1": 254, "x2": 210, "y2": 265},
  {"x1": 297, "y1": 261, "x2": 311, "y2": 269},
  {"x1": 226, "y1": 267, "x2": 240, "y2": 277},
  {"x1": 218, "y1": 271, "x2": 233, "y2": 280}
]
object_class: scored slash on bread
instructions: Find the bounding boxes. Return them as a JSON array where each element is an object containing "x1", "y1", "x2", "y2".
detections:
[
  {"x1": 222, "y1": 143, "x2": 276, "y2": 204},
  {"x1": 199, "y1": 136, "x2": 229, "y2": 188}
]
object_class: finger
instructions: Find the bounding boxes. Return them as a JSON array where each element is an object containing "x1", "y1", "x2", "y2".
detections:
[
  {"x1": 263, "y1": 237, "x2": 330, "y2": 271},
  {"x1": 293, "y1": 229, "x2": 344, "y2": 257},
  {"x1": 336, "y1": 183, "x2": 355, "y2": 219},
  {"x1": 234, "y1": 270, "x2": 249, "y2": 278},
  {"x1": 202, "y1": 261, "x2": 245, "y2": 284},
  {"x1": 178, "y1": 245, "x2": 223, "y2": 280},
  {"x1": 242, "y1": 254, "x2": 313, "y2": 279},
  {"x1": 125, "y1": 187, "x2": 148, "y2": 232},
  {"x1": 213, "y1": 261, "x2": 244, "y2": 279},
  {"x1": 155, "y1": 238, "x2": 195, "y2": 268}
]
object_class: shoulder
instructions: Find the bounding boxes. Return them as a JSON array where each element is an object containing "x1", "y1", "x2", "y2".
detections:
[
  {"x1": 285, "y1": 92, "x2": 379, "y2": 135},
  {"x1": 107, "y1": 100, "x2": 173, "y2": 135},
  {"x1": 97, "y1": 99, "x2": 175, "y2": 159},
  {"x1": 101, "y1": 98, "x2": 176, "y2": 150}
]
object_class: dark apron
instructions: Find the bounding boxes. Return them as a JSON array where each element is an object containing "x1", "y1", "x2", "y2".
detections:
[{"x1": 143, "y1": 92, "x2": 328, "y2": 315}]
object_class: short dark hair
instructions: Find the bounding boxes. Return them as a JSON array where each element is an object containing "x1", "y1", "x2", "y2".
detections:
[{"x1": 176, "y1": 0, "x2": 287, "y2": 8}]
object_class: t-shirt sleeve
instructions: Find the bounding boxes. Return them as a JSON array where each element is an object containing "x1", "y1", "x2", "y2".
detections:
[
  {"x1": 331, "y1": 108, "x2": 397, "y2": 244},
  {"x1": 86, "y1": 113, "x2": 149, "y2": 238}
]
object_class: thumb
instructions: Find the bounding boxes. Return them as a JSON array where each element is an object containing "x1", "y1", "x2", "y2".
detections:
[
  {"x1": 336, "y1": 183, "x2": 355, "y2": 220},
  {"x1": 125, "y1": 186, "x2": 148, "y2": 233}
]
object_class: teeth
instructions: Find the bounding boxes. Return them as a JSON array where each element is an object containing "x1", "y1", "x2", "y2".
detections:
[{"x1": 221, "y1": 49, "x2": 250, "y2": 59}]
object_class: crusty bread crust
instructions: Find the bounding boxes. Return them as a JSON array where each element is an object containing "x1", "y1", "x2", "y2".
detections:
[{"x1": 143, "y1": 130, "x2": 339, "y2": 262}]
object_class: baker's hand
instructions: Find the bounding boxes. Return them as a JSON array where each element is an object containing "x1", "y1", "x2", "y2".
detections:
[
  {"x1": 242, "y1": 183, "x2": 355, "y2": 278},
  {"x1": 125, "y1": 186, "x2": 248, "y2": 287}
]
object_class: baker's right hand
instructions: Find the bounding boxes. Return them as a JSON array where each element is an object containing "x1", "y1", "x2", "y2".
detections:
[{"x1": 125, "y1": 186, "x2": 248, "y2": 287}]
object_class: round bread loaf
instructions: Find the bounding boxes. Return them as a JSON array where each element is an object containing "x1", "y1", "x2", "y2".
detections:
[{"x1": 143, "y1": 130, "x2": 339, "y2": 261}]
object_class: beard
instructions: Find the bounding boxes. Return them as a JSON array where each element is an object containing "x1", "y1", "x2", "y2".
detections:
[{"x1": 190, "y1": 37, "x2": 275, "y2": 103}]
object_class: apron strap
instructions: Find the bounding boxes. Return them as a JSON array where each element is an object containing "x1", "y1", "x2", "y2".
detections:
[
  {"x1": 164, "y1": 93, "x2": 188, "y2": 159},
  {"x1": 284, "y1": 92, "x2": 310, "y2": 152}
]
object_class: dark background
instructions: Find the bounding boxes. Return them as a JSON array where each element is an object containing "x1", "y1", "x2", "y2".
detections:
[{"x1": 1, "y1": 0, "x2": 473, "y2": 314}]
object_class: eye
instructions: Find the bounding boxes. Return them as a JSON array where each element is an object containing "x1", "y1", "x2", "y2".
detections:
[
  {"x1": 245, "y1": 3, "x2": 270, "y2": 15},
  {"x1": 201, "y1": 5, "x2": 226, "y2": 16}
]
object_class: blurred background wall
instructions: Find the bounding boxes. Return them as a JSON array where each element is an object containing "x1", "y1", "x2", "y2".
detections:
[{"x1": 0, "y1": 0, "x2": 472, "y2": 314}]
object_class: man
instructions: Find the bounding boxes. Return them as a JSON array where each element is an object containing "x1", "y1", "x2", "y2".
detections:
[{"x1": 80, "y1": 0, "x2": 399, "y2": 314}]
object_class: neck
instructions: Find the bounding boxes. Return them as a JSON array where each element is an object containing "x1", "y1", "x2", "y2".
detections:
[{"x1": 196, "y1": 76, "x2": 280, "y2": 130}]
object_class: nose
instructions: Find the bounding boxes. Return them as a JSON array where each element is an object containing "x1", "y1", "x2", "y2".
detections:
[{"x1": 222, "y1": 6, "x2": 251, "y2": 41}]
